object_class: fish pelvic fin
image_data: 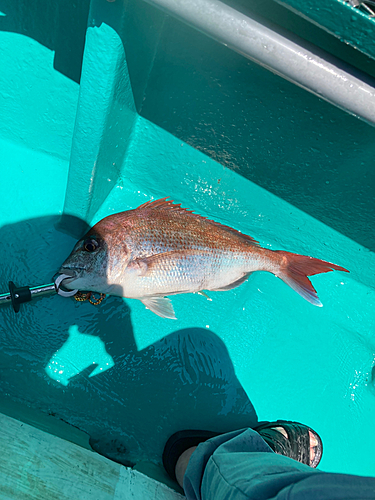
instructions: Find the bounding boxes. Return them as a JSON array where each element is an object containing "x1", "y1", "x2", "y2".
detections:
[
  {"x1": 196, "y1": 291, "x2": 212, "y2": 301},
  {"x1": 140, "y1": 296, "x2": 177, "y2": 319},
  {"x1": 275, "y1": 250, "x2": 349, "y2": 306}
]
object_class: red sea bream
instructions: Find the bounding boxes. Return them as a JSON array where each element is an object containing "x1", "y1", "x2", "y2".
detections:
[{"x1": 59, "y1": 198, "x2": 349, "y2": 319}]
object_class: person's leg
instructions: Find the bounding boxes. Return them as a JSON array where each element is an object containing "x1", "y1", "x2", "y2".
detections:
[
  {"x1": 183, "y1": 428, "x2": 316, "y2": 500},
  {"x1": 177, "y1": 428, "x2": 375, "y2": 500}
]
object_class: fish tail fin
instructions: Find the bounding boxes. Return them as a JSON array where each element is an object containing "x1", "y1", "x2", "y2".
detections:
[{"x1": 275, "y1": 251, "x2": 349, "y2": 306}]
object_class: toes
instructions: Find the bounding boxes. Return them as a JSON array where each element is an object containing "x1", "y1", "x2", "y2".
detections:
[
  {"x1": 308, "y1": 430, "x2": 322, "y2": 467},
  {"x1": 265, "y1": 425, "x2": 321, "y2": 467},
  {"x1": 274, "y1": 427, "x2": 319, "y2": 466},
  {"x1": 274, "y1": 426, "x2": 288, "y2": 439},
  {"x1": 309, "y1": 430, "x2": 318, "y2": 448}
]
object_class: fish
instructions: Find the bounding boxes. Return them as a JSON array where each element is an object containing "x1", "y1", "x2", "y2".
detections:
[{"x1": 58, "y1": 198, "x2": 349, "y2": 319}]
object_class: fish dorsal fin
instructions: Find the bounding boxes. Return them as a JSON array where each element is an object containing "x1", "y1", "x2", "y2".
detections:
[
  {"x1": 137, "y1": 197, "x2": 186, "y2": 212},
  {"x1": 136, "y1": 198, "x2": 260, "y2": 247}
]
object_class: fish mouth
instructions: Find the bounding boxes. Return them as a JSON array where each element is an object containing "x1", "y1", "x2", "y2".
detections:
[
  {"x1": 58, "y1": 266, "x2": 83, "y2": 278},
  {"x1": 55, "y1": 267, "x2": 83, "y2": 288}
]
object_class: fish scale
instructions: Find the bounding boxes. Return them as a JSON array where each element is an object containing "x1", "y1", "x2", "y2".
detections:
[{"x1": 59, "y1": 198, "x2": 349, "y2": 319}]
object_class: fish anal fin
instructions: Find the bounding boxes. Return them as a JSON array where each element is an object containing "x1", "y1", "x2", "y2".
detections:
[
  {"x1": 140, "y1": 296, "x2": 177, "y2": 319},
  {"x1": 136, "y1": 198, "x2": 260, "y2": 247},
  {"x1": 212, "y1": 272, "x2": 252, "y2": 291}
]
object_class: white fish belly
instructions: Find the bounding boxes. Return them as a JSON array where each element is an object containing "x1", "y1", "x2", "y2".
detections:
[{"x1": 117, "y1": 250, "x2": 252, "y2": 298}]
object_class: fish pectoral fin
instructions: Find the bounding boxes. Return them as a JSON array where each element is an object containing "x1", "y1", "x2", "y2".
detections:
[
  {"x1": 130, "y1": 249, "x2": 211, "y2": 275},
  {"x1": 211, "y1": 272, "x2": 252, "y2": 291},
  {"x1": 140, "y1": 296, "x2": 177, "y2": 320},
  {"x1": 127, "y1": 259, "x2": 149, "y2": 276}
]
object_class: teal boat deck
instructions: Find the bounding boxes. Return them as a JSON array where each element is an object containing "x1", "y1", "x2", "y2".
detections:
[{"x1": 0, "y1": 0, "x2": 374, "y2": 494}]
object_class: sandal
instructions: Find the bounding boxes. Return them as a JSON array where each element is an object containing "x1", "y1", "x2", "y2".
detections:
[
  {"x1": 254, "y1": 420, "x2": 323, "y2": 468},
  {"x1": 162, "y1": 421, "x2": 323, "y2": 482}
]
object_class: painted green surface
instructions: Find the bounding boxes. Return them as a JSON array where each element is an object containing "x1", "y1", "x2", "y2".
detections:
[
  {"x1": 274, "y1": 0, "x2": 375, "y2": 61},
  {"x1": 0, "y1": 0, "x2": 374, "y2": 488},
  {"x1": 0, "y1": 0, "x2": 88, "y2": 158},
  {"x1": 63, "y1": 0, "x2": 138, "y2": 228},
  {"x1": 124, "y1": 0, "x2": 375, "y2": 252}
]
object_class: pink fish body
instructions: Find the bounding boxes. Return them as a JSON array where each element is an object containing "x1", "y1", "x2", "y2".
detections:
[{"x1": 59, "y1": 198, "x2": 349, "y2": 319}]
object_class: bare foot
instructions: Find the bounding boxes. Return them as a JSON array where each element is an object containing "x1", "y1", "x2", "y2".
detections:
[{"x1": 175, "y1": 446, "x2": 197, "y2": 488}]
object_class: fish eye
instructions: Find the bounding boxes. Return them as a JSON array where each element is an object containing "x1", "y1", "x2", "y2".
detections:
[{"x1": 83, "y1": 238, "x2": 99, "y2": 252}]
